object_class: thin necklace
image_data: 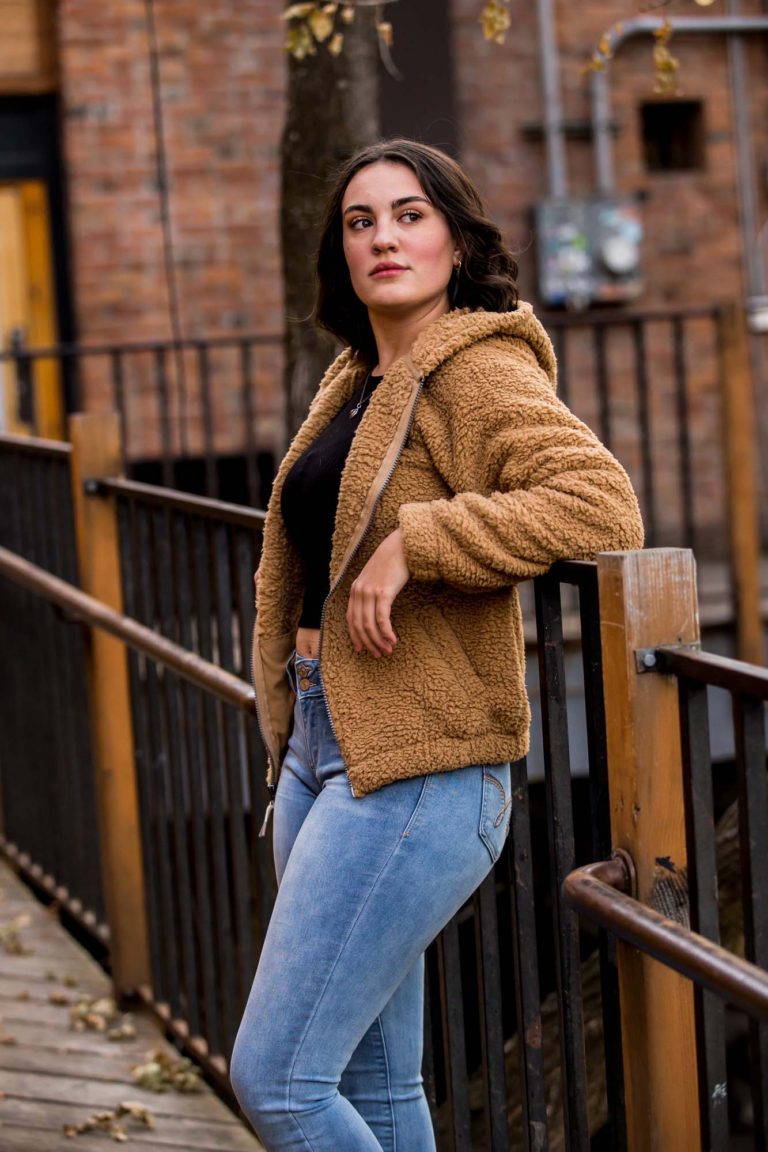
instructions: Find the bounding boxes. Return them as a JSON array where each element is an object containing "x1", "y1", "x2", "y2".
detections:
[{"x1": 349, "y1": 373, "x2": 372, "y2": 419}]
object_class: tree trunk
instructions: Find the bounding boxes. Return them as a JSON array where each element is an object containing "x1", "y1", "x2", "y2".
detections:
[{"x1": 280, "y1": 10, "x2": 380, "y2": 442}]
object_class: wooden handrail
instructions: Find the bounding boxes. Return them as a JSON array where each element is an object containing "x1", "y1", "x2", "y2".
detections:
[
  {"x1": 564, "y1": 855, "x2": 768, "y2": 1021},
  {"x1": 0, "y1": 544, "x2": 255, "y2": 713}
]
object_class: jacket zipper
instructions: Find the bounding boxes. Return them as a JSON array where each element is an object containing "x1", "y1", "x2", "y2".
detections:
[{"x1": 317, "y1": 375, "x2": 426, "y2": 796}]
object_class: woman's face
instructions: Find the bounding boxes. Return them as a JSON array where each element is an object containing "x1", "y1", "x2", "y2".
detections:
[{"x1": 341, "y1": 160, "x2": 459, "y2": 323}]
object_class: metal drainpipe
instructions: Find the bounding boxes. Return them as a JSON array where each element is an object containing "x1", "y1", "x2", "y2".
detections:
[
  {"x1": 726, "y1": 0, "x2": 768, "y2": 302},
  {"x1": 536, "y1": 0, "x2": 568, "y2": 198},
  {"x1": 590, "y1": 15, "x2": 768, "y2": 197}
]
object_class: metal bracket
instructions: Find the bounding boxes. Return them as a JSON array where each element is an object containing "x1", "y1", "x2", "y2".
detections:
[
  {"x1": 634, "y1": 642, "x2": 701, "y2": 674},
  {"x1": 83, "y1": 477, "x2": 108, "y2": 497}
]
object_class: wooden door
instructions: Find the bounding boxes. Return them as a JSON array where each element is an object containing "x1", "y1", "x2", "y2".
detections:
[{"x1": 0, "y1": 179, "x2": 62, "y2": 437}]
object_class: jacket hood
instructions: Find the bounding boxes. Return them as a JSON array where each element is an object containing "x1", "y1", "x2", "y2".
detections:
[
  {"x1": 408, "y1": 302, "x2": 557, "y2": 390},
  {"x1": 317, "y1": 302, "x2": 557, "y2": 398}
]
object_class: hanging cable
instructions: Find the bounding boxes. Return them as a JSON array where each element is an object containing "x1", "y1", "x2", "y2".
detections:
[{"x1": 143, "y1": 0, "x2": 189, "y2": 457}]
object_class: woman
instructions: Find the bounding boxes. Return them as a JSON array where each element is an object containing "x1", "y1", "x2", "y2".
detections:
[{"x1": 231, "y1": 139, "x2": 643, "y2": 1151}]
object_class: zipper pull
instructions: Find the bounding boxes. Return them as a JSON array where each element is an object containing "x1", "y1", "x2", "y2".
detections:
[{"x1": 258, "y1": 799, "x2": 275, "y2": 838}]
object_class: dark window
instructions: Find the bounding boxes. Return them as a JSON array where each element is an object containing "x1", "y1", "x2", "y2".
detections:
[{"x1": 640, "y1": 100, "x2": 705, "y2": 172}]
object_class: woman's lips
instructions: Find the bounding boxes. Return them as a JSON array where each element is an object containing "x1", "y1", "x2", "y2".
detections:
[{"x1": 371, "y1": 265, "x2": 407, "y2": 278}]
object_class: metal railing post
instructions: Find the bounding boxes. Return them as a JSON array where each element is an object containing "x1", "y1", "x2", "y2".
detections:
[
  {"x1": 596, "y1": 547, "x2": 702, "y2": 1151},
  {"x1": 69, "y1": 411, "x2": 150, "y2": 996},
  {"x1": 9, "y1": 327, "x2": 35, "y2": 430}
]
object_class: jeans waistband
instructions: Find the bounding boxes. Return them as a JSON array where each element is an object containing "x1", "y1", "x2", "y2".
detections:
[{"x1": 287, "y1": 651, "x2": 322, "y2": 697}]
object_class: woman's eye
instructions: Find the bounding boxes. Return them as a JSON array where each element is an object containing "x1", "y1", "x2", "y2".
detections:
[
  {"x1": 349, "y1": 217, "x2": 372, "y2": 230},
  {"x1": 400, "y1": 210, "x2": 422, "y2": 223}
]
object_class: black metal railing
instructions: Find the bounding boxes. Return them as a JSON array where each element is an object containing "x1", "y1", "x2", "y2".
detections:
[
  {"x1": 0, "y1": 331, "x2": 284, "y2": 506},
  {"x1": 2, "y1": 306, "x2": 728, "y2": 556},
  {"x1": 420, "y1": 561, "x2": 624, "y2": 1152},
  {"x1": 544, "y1": 306, "x2": 723, "y2": 557},
  {"x1": 564, "y1": 643, "x2": 768, "y2": 1150},
  {"x1": 655, "y1": 645, "x2": 768, "y2": 1150},
  {"x1": 0, "y1": 435, "x2": 105, "y2": 936},
  {"x1": 102, "y1": 477, "x2": 271, "y2": 1060},
  {"x1": 0, "y1": 440, "x2": 627, "y2": 1148}
]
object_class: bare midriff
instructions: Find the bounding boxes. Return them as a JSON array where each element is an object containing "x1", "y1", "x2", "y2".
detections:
[{"x1": 296, "y1": 625, "x2": 322, "y2": 659}]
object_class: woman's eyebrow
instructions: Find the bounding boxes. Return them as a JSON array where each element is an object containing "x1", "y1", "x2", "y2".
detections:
[{"x1": 342, "y1": 195, "x2": 432, "y2": 216}]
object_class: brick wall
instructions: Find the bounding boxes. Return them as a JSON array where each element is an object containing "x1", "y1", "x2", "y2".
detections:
[
  {"x1": 452, "y1": 0, "x2": 768, "y2": 309},
  {"x1": 58, "y1": 0, "x2": 285, "y2": 455},
  {"x1": 451, "y1": 0, "x2": 768, "y2": 553},
  {"x1": 53, "y1": 0, "x2": 767, "y2": 528}
]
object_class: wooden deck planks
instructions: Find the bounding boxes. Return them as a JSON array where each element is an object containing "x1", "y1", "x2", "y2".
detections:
[{"x1": 0, "y1": 862, "x2": 264, "y2": 1151}]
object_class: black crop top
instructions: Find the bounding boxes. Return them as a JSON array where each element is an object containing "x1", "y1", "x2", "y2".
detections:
[{"x1": 280, "y1": 374, "x2": 382, "y2": 627}]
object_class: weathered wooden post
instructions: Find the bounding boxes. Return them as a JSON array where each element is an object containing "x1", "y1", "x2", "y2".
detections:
[
  {"x1": 718, "y1": 303, "x2": 764, "y2": 665},
  {"x1": 597, "y1": 547, "x2": 701, "y2": 1151},
  {"x1": 69, "y1": 411, "x2": 150, "y2": 996}
]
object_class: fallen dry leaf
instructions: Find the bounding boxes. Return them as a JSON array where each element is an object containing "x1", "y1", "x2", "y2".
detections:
[
  {"x1": 0, "y1": 914, "x2": 34, "y2": 955},
  {"x1": 63, "y1": 1101, "x2": 154, "y2": 1141},
  {"x1": 68, "y1": 995, "x2": 137, "y2": 1041},
  {"x1": 131, "y1": 1047, "x2": 201, "y2": 1093}
]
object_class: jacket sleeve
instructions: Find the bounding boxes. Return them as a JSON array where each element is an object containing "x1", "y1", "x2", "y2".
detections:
[{"x1": 397, "y1": 359, "x2": 644, "y2": 591}]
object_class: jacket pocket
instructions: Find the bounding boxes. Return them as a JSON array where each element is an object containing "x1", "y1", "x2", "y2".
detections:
[{"x1": 478, "y1": 763, "x2": 512, "y2": 864}]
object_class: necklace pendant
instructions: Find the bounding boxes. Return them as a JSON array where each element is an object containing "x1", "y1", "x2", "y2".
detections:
[{"x1": 350, "y1": 373, "x2": 371, "y2": 419}]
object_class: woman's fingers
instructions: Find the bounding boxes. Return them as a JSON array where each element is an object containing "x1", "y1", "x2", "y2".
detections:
[
  {"x1": 347, "y1": 582, "x2": 396, "y2": 657},
  {"x1": 346, "y1": 529, "x2": 409, "y2": 658}
]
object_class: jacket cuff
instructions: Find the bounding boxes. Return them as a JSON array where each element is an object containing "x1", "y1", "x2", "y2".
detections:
[{"x1": 398, "y1": 502, "x2": 443, "y2": 582}]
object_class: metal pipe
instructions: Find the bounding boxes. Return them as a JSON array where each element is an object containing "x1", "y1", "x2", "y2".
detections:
[
  {"x1": 536, "y1": 0, "x2": 568, "y2": 197},
  {"x1": 727, "y1": 0, "x2": 768, "y2": 299},
  {"x1": 590, "y1": 15, "x2": 768, "y2": 195},
  {"x1": 564, "y1": 856, "x2": 768, "y2": 1021},
  {"x1": 93, "y1": 476, "x2": 266, "y2": 529},
  {"x1": 654, "y1": 644, "x2": 768, "y2": 699},
  {"x1": 0, "y1": 545, "x2": 256, "y2": 713}
]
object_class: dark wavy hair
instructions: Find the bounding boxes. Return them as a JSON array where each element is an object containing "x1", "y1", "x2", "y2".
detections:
[{"x1": 315, "y1": 139, "x2": 519, "y2": 364}]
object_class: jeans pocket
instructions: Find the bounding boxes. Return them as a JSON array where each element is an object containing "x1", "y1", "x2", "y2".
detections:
[
  {"x1": 401, "y1": 774, "x2": 433, "y2": 839},
  {"x1": 478, "y1": 763, "x2": 512, "y2": 864}
]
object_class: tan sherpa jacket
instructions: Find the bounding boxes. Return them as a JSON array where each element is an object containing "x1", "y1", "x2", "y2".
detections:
[{"x1": 252, "y1": 304, "x2": 644, "y2": 798}]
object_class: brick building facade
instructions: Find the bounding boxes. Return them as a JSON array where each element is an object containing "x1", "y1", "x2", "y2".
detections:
[
  {"x1": 1, "y1": 1, "x2": 766, "y2": 538},
  {"x1": 54, "y1": 0, "x2": 756, "y2": 330}
]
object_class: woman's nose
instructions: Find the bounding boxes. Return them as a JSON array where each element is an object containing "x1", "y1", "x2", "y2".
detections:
[{"x1": 371, "y1": 220, "x2": 397, "y2": 251}]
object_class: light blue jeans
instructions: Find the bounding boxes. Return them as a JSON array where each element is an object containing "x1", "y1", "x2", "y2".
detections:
[{"x1": 230, "y1": 654, "x2": 512, "y2": 1151}]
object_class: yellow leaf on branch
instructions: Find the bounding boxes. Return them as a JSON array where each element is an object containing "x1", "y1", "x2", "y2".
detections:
[
  {"x1": 309, "y1": 7, "x2": 334, "y2": 42},
  {"x1": 480, "y1": 1, "x2": 511, "y2": 45},
  {"x1": 282, "y1": 2, "x2": 316, "y2": 20}
]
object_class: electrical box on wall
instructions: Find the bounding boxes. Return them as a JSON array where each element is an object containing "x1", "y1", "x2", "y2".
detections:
[{"x1": 536, "y1": 197, "x2": 644, "y2": 309}]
